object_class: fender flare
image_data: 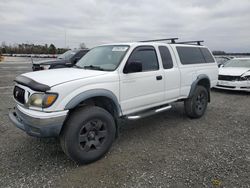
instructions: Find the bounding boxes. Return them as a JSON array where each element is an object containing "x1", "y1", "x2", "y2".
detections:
[
  {"x1": 188, "y1": 74, "x2": 211, "y2": 102},
  {"x1": 64, "y1": 89, "x2": 122, "y2": 116}
]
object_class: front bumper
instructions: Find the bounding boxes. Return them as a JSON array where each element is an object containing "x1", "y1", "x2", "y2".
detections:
[
  {"x1": 214, "y1": 80, "x2": 250, "y2": 92},
  {"x1": 9, "y1": 105, "x2": 68, "y2": 137}
]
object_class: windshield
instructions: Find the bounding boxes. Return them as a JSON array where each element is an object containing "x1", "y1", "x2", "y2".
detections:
[
  {"x1": 224, "y1": 59, "x2": 250, "y2": 68},
  {"x1": 76, "y1": 45, "x2": 129, "y2": 71},
  {"x1": 57, "y1": 50, "x2": 77, "y2": 60},
  {"x1": 215, "y1": 57, "x2": 230, "y2": 64}
]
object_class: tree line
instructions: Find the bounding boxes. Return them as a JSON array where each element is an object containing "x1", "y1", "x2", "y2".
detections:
[
  {"x1": 212, "y1": 50, "x2": 250, "y2": 56},
  {"x1": 0, "y1": 42, "x2": 69, "y2": 55}
]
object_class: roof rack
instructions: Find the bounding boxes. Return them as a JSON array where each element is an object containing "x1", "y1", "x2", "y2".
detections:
[
  {"x1": 139, "y1": 38, "x2": 178, "y2": 43},
  {"x1": 176, "y1": 40, "x2": 204, "y2": 45}
]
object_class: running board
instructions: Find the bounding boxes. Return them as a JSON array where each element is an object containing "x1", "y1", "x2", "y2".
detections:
[{"x1": 125, "y1": 105, "x2": 172, "y2": 120}]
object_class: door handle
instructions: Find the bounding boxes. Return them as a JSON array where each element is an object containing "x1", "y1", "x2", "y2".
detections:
[{"x1": 156, "y1": 75, "x2": 162, "y2": 80}]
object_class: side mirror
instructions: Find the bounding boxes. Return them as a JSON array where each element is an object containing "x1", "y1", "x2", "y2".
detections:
[{"x1": 124, "y1": 61, "x2": 142, "y2": 74}]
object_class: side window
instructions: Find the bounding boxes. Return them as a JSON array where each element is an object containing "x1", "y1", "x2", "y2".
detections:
[
  {"x1": 75, "y1": 50, "x2": 88, "y2": 58},
  {"x1": 158, "y1": 46, "x2": 173, "y2": 69},
  {"x1": 200, "y1": 48, "x2": 215, "y2": 63},
  {"x1": 71, "y1": 50, "x2": 89, "y2": 63},
  {"x1": 126, "y1": 46, "x2": 159, "y2": 72},
  {"x1": 177, "y1": 46, "x2": 206, "y2": 64}
]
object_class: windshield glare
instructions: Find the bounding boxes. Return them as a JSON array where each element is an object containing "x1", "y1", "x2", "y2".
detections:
[
  {"x1": 76, "y1": 45, "x2": 129, "y2": 71},
  {"x1": 58, "y1": 50, "x2": 76, "y2": 60},
  {"x1": 224, "y1": 59, "x2": 250, "y2": 68}
]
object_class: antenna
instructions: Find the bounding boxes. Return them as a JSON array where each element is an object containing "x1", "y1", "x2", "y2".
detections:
[{"x1": 139, "y1": 38, "x2": 178, "y2": 43}]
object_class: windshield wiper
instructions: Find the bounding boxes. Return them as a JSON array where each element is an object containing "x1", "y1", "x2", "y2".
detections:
[{"x1": 83, "y1": 65, "x2": 104, "y2": 71}]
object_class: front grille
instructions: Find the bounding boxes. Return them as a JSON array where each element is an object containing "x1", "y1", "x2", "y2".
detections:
[
  {"x1": 13, "y1": 86, "x2": 25, "y2": 104},
  {"x1": 218, "y1": 75, "x2": 240, "y2": 81}
]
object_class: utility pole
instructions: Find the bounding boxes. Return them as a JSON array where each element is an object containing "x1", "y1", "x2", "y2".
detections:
[{"x1": 64, "y1": 28, "x2": 67, "y2": 49}]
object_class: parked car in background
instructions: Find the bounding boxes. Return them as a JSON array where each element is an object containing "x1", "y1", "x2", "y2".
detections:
[
  {"x1": 214, "y1": 56, "x2": 233, "y2": 67},
  {"x1": 215, "y1": 58, "x2": 250, "y2": 91},
  {"x1": 32, "y1": 49, "x2": 89, "y2": 71}
]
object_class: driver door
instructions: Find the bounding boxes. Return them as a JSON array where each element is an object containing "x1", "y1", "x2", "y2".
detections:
[{"x1": 119, "y1": 46, "x2": 164, "y2": 114}]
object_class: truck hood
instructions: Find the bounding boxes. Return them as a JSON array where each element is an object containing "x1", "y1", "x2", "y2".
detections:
[
  {"x1": 21, "y1": 68, "x2": 108, "y2": 87},
  {"x1": 33, "y1": 59, "x2": 66, "y2": 65},
  {"x1": 219, "y1": 67, "x2": 250, "y2": 76}
]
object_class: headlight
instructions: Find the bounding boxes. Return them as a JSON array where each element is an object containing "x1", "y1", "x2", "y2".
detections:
[
  {"x1": 28, "y1": 93, "x2": 58, "y2": 108},
  {"x1": 41, "y1": 65, "x2": 50, "y2": 70},
  {"x1": 240, "y1": 76, "x2": 250, "y2": 81}
]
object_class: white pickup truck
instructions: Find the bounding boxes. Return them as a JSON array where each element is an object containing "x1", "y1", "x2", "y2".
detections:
[{"x1": 9, "y1": 39, "x2": 218, "y2": 164}]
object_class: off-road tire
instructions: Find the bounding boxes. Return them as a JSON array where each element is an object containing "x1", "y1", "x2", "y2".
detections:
[
  {"x1": 60, "y1": 106, "x2": 116, "y2": 164},
  {"x1": 184, "y1": 86, "x2": 208, "y2": 118}
]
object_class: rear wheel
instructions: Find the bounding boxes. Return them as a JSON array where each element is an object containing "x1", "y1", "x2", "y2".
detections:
[
  {"x1": 60, "y1": 106, "x2": 116, "y2": 164},
  {"x1": 184, "y1": 86, "x2": 208, "y2": 118}
]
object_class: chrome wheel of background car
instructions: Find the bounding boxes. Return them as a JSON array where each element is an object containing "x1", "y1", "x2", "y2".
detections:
[{"x1": 79, "y1": 119, "x2": 107, "y2": 152}]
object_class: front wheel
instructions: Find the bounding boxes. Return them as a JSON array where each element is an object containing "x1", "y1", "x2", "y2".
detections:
[
  {"x1": 60, "y1": 106, "x2": 116, "y2": 164},
  {"x1": 184, "y1": 86, "x2": 208, "y2": 118}
]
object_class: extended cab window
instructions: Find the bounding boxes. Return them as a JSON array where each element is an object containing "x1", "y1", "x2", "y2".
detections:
[
  {"x1": 159, "y1": 46, "x2": 173, "y2": 69},
  {"x1": 177, "y1": 46, "x2": 205, "y2": 64},
  {"x1": 177, "y1": 46, "x2": 215, "y2": 65},
  {"x1": 126, "y1": 46, "x2": 159, "y2": 72},
  {"x1": 200, "y1": 48, "x2": 215, "y2": 63}
]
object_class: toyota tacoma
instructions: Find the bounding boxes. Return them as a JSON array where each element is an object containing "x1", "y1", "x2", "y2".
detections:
[{"x1": 9, "y1": 38, "x2": 218, "y2": 164}]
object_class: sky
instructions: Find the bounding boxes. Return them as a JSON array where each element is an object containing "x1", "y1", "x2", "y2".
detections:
[{"x1": 0, "y1": 0, "x2": 250, "y2": 52}]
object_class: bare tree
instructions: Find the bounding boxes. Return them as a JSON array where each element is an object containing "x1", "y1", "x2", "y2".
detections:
[{"x1": 79, "y1": 42, "x2": 87, "y2": 49}]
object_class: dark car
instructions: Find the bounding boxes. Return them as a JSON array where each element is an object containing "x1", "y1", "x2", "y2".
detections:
[{"x1": 32, "y1": 49, "x2": 89, "y2": 71}]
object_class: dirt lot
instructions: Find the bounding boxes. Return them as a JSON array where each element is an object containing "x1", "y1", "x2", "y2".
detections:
[{"x1": 0, "y1": 57, "x2": 249, "y2": 188}]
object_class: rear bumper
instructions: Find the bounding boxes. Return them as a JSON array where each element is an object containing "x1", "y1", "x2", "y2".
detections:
[
  {"x1": 9, "y1": 105, "x2": 68, "y2": 137},
  {"x1": 214, "y1": 80, "x2": 250, "y2": 92}
]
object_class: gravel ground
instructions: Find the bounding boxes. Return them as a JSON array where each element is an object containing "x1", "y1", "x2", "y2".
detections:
[{"x1": 0, "y1": 57, "x2": 249, "y2": 188}]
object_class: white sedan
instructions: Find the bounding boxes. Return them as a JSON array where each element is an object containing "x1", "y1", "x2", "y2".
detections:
[{"x1": 215, "y1": 58, "x2": 250, "y2": 92}]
